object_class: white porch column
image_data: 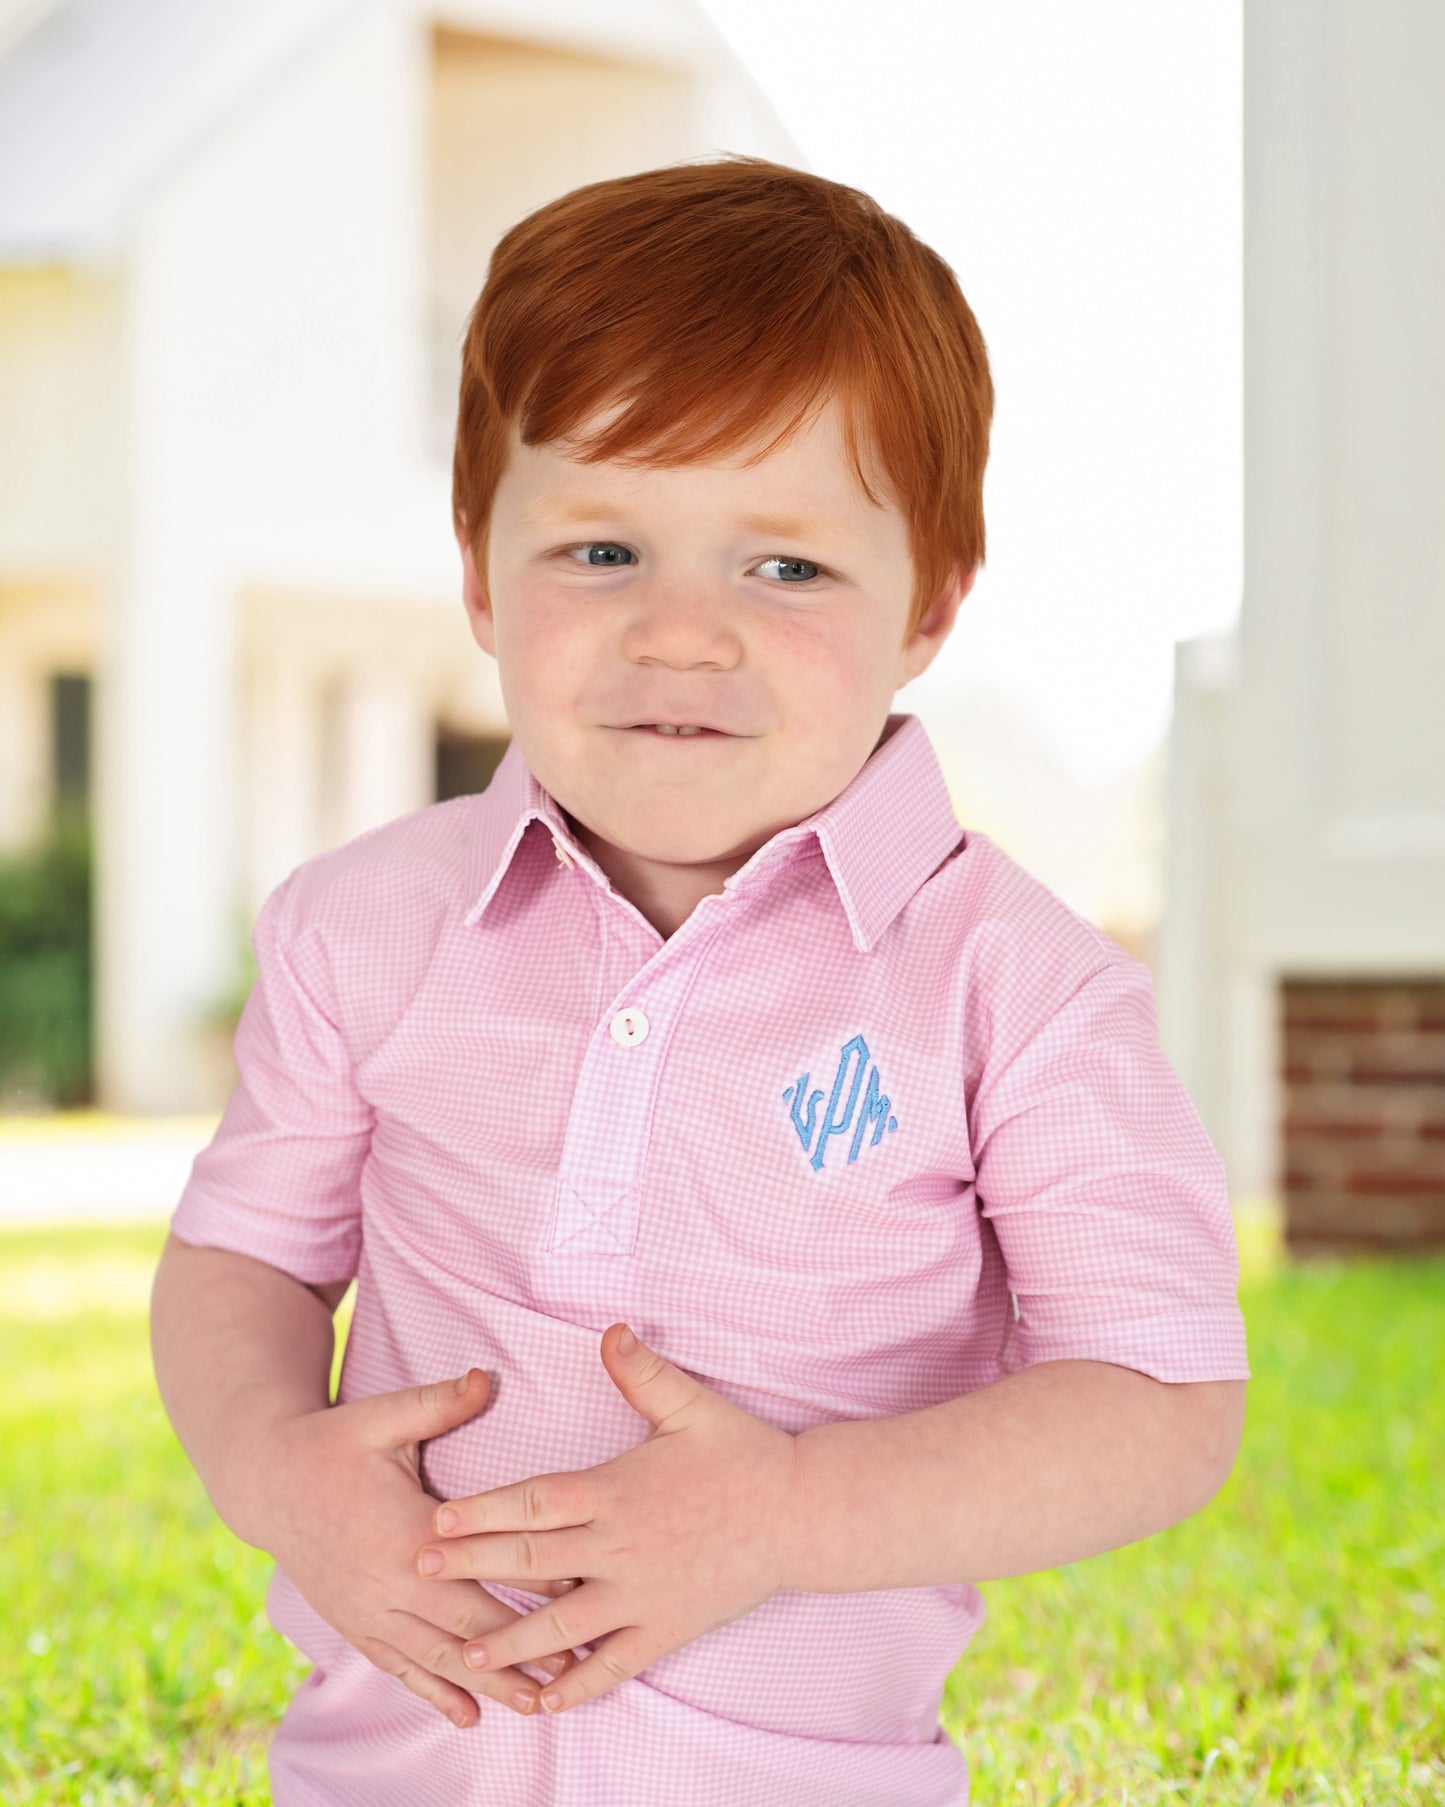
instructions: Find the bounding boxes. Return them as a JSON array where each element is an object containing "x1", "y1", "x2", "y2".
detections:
[
  {"x1": 328, "y1": 661, "x2": 433, "y2": 847},
  {"x1": 1215, "y1": 0, "x2": 1445, "y2": 1224},
  {"x1": 95, "y1": 542, "x2": 238, "y2": 1114},
  {"x1": 1158, "y1": 634, "x2": 1235, "y2": 1161},
  {"x1": 95, "y1": 242, "x2": 239, "y2": 1114},
  {"x1": 245, "y1": 639, "x2": 324, "y2": 916}
]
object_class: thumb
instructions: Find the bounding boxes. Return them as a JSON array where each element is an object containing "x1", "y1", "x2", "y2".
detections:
[
  {"x1": 600, "y1": 1323, "x2": 705, "y2": 1432},
  {"x1": 358, "y1": 1367, "x2": 491, "y2": 1451}
]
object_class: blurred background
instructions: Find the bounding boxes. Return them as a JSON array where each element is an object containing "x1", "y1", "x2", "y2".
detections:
[
  {"x1": 0, "y1": 2, "x2": 1441, "y2": 1802},
  {"x1": 1, "y1": 0, "x2": 1441, "y2": 1261}
]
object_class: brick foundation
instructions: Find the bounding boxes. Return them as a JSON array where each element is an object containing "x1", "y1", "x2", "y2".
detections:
[{"x1": 1281, "y1": 978, "x2": 1445, "y2": 1256}]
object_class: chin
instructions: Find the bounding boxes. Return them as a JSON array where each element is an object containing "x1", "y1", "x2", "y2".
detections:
[
  {"x1": 633, "y1": 834, "x2": 740, "y2": 868},
  {"x1": 603, "y1": 813, "x2": 750, "y2": 867}
]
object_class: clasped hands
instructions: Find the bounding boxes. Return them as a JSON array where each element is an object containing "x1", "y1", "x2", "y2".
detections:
[{"x1": 414, "y1": 1322, "x2": 805, "y2": 1716}]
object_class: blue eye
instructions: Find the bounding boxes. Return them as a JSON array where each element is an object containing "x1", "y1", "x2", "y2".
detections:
[
  {"x1": 560, "y1": 544, "x2": 822, "y2": 582},
  {"x1": 757, "y1": 556, "x2": 821, "y2": 583},
  {"x1": 566, "y1": 543, "x2": 635, "y2": 567}
]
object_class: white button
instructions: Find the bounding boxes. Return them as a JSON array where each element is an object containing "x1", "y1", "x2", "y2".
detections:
[
  {"x1": 553, "y1": 838, "x2": 576, "y2": 868},
  {"x1": 609, "y1": 1007, "x2": 649, "y2": 1047}
]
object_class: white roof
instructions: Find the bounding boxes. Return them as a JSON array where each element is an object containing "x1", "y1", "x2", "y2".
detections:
[
  {"x1": 0, "y1": 0, "x2": 363, "y2": 261},
  {"x1": 0, "y1": 0, "x2": 794, "y2": 265}
]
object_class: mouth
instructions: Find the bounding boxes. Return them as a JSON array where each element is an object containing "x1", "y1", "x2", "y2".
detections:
[{"x1": 619, "y1": 724, "x2": 735, "y2": 739}]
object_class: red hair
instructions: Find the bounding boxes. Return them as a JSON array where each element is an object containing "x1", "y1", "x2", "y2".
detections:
[{"x1": 452, "y1": 154, "x2": 993, "y2": 640}]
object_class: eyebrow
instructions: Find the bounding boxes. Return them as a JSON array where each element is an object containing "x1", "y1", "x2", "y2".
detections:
[
  {"x1": 736, "y1": 511, "x2": 844, "y2": 542},
  {"x1": 520, "y1": 499, "x2": 852, "y2": 545}
]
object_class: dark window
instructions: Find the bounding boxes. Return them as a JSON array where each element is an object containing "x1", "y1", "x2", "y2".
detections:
[
  {"x1": 434, "y1": 728, "x2": 509, "y2": 803},
  {"x1": 51, "y1": 673, "x2": 91, "y2": 818}
]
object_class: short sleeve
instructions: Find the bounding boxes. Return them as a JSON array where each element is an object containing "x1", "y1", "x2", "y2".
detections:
[
  {"x1": 170, "y1": 873, "x2": 371, "y2": 1285},
  {"x1": 971, "y1": 957, "x2": 1250, "y2": 1383}
]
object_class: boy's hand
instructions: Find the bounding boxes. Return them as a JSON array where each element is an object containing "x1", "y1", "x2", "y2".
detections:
[
  {"x1": 413, "y1": 1325, "x2": 802, "y2": 1714},
  {"x1": 240, "y1": 1369, "x2": 581, "y2": 1725}
]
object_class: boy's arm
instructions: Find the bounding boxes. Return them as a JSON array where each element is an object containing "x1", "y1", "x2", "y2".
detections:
[
  {"x1": 150, "y1": 1233, "x2": 579, "y2": 1723},
  {"x1": 149, "y1": 1234, "x2": 341, "y2": 1514},
  {"x1": 787, "y1": 1358, "x2": 1245, "y2": 1593}
]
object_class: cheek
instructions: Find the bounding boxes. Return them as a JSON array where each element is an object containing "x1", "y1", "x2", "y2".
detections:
[
  {"x1": 496, "y1": 597, "x2": 590, "y2": 698},
  {"x1": 775, "y1": 618, "x2": 889, "y2": 712}
]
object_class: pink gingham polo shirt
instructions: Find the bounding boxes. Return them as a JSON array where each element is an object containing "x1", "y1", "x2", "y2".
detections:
[{"x1": 172, "y1": 710, "x2": 1250, "y2": 1807}]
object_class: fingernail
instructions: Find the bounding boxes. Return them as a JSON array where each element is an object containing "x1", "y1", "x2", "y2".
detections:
[
  {"x1": 417, "y1": 1548, "x2": 444, "y2": 1576},
  {"x1": 540, "y1": 1655, "x2": 569, "y2": 1678},
  {"x1": 617, "y1": 1325, "x2": 636, "y2": 1354},
  {"x1": 464, "y1": 1643, "x2": 488, "y2": 1669},
  {"x1": 435, "y1": 1506, "x2": 458, "y2": 1534},
  {"x1": 454, "y1": 1372, "x2": 471, "y2": 1395},
  {"x1": 511, "y1": 1689, "x2": 536, "y2": 1714},
  {"x1": 541, "y1": 1690, "x2": 564, "y2": 1712}
]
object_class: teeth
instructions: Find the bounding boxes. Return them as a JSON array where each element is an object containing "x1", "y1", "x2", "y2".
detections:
[{"x1": 653, "y1": 724, "x2": 702, "y2": 735}]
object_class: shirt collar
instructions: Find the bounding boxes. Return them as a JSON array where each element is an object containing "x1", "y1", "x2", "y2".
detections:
[{"x1": 462, "y1": 711, "x2": 963, "y2": 954}]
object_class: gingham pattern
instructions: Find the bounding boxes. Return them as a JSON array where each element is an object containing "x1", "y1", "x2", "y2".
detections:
[{"x1": 172, "y1": 711, "x2": 1250, "y2": 1807}]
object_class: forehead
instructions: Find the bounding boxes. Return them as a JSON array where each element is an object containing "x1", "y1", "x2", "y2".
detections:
[{"x1": 505, "y1": 396, "x2": 900, "y2": 535}]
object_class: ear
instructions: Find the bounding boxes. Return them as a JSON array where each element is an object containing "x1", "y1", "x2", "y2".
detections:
[
  {"x1": 899, "y1": 563, "x2": 977, "y2": 683},
  {"x1": 454, "y1": 513, "x2": 496, "y2": 659}
]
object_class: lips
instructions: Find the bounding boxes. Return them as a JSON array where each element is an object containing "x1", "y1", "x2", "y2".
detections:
[{"x1": 622, "y1": 724, "x2": 731, "y2": 736}]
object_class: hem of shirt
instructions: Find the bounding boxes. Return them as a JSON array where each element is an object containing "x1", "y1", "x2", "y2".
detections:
[
  {"x1": 1011, "y1": 1316, "x2": 1251, "y2": 1384},
  {"x1": 170, "y1": 1191, "x2": 360, "y2": 1289}
]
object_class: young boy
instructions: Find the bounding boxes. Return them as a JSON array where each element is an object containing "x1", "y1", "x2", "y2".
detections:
[{"x1": 152, "y1": 154, "x2": 1249, "y2": 1806}]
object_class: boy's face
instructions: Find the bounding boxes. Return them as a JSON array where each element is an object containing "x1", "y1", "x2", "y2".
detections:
[{"x1": 456, "y1": 395, "x2": 974, "y2": 939}]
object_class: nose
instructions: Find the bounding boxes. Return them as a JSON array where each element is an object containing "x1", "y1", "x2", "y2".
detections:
[{"x1": 620, "y1": 580, "x2": 741, "y2": 671}]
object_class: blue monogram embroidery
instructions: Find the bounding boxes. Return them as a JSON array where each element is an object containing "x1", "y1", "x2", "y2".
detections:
[{"x1": 782, "y1": 1032, "x2": 898, "y2": 1171}]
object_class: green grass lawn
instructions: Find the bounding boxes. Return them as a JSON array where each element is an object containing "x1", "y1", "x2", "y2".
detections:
[{"x1": 1, "y1": 1218, "x2": 1441, "y2": 1805}]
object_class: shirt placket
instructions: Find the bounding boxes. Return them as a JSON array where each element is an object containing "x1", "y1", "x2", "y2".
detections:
[{"x1": 541, "y1": 852, "x2": 748, "y2": 1260}]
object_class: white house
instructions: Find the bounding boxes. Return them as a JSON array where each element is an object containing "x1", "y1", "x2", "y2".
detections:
[
  {"x1": 1159, "y1": 0, "x2": 1445, "y2": 1253},
  {"x1": 0, "y1": 0, "x2": 799, "y2": 1110}
]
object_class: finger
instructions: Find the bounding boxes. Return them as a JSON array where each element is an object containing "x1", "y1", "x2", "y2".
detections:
[
  {"x1": 434, "y1": 1583, "x2": 581, "y2": 1679},
  {"x1": 463, "y1": 1591, "x2": 608, "y2": 1677},
  {"x1": 534, "y1": 1626, "x2": 654, "y2": 1714},
  {"x1": 598, "y1": 1323, "x2": 709, "y2": 1435},
  {"x1": 417, "y1": 1529, "x2": 594, "y2": 1585},
  {"x1": 358, "y1": 1368, "x2": 492, "y2": 1452},
  {"x1": 429, "y1": 1577, "x2": 581, "y2": 1646},
  {"x1": 368, "y1": 1614, "x2": 556, "y2": 1718},
  {"x1": 359, "y1": 1635, "x2": 491, "y2": 1727},
  {"x1": 432, "y1": 1467, "x2": 597, "y2": 1538}
]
